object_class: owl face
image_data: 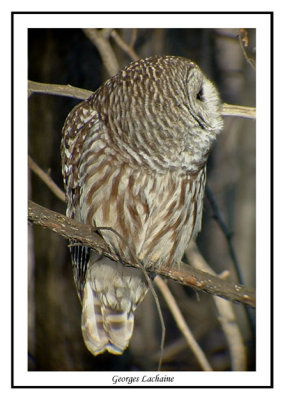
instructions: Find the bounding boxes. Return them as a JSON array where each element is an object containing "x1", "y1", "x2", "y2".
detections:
[
  {"x1": 180, "y1": 66, "x2": 224, "y2": 170},
  {"x1": 186, "y1": 67, "x2": 224, "y2": 135},
  {"x1": 92, "y1": 56, "x2": 223, "y2": 173}
]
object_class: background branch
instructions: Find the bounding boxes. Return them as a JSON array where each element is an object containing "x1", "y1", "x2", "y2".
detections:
[
  {"x1": 110, "y1": 29, "x2": 139, "y2": 60},
  {"x1": 238, "y1": 29, "x2": 256, "y2": 70},
  {"x1": 185, "y1": 242, "x2": 247, "y2": 371},
  {"x1": 28, "y1": 156, "x2": 65, "y2": 202},
  {"x1": 83, "y1": 28, "x2": 120, "y2": 76},
  {"x1": 206, "y1": 184, "x2": 244, "y2": 285},
  {"x1": 155, "y1": 276, "x2": 213, "y2": 371}
]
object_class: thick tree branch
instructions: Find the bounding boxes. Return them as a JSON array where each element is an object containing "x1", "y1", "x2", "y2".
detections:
[{"x1": 28, "y1": 200, "x2": 256, "y2": 308}]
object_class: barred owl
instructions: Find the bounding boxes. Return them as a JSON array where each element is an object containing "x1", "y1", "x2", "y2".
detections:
[{"x1": 61, "y1": 56, "x2": 223, "y2": 356}]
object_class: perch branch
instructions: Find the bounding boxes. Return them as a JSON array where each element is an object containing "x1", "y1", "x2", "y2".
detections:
[{"x1": 28, "y1": 200, "x2": 256, "y2": 308}]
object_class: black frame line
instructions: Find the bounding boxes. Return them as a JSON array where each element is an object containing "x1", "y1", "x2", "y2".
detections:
[{"x1": 11, "y1": 10, "x2": 273, "y2": 389}]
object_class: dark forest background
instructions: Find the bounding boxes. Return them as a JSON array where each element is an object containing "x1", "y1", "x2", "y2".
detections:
[{"x1": 28, "y1": 28, "x2": 256, "y2": 371}]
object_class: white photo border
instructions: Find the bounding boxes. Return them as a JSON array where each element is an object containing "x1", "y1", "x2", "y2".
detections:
[{"x1": 12, "y1": 11, "x2": 272, "y2": 388}]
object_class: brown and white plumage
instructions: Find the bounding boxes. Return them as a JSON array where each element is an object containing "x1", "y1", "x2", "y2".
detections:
[{"x1": 61, "y1": 56, "x2": 223, "y2": 356}]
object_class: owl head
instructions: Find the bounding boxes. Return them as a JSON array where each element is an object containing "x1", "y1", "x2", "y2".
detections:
[{"x1": 91, "y1": 56, "x2": 224, "y2": 172}]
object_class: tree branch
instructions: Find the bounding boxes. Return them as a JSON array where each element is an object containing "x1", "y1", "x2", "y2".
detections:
[
  {"x1": 155, "y1": 276, "x2": 213, "y2": 371},
  {"x1": 221, "y1": 103, "x2": 256, "y2": 119},
  {"x1": 83, "y1": 28, "x2": 120, "y2": 76},
  {"x1": 28, "y1": 80, "x2": 256, "y2": 120},
  {"x1": 28, "y1": 80, "x2": 93, "y2": 100},
  {"x1": 28, "y1": 200, "x2": 256, "y2": 308},
  {"x1": 238, "y1": 29, "x2": 256, "y2": 70},
  {"x1": 28, "y1": 156, "x2": 65, "y2": 202},
  {"x1": 110, "y1": 29, "x2": 139, "y2": 61},
  {"x1": 205, "y1": 184, "x2": 244, "y2": 285}
]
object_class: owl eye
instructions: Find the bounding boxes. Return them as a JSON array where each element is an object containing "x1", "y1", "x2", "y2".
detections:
[{"x1": 196, "y1": 87, "x2": 204, "y2": 101}]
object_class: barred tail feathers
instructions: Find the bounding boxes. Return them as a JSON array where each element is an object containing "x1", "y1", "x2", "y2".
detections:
[{"x1": 81, "y1": 256, "x2": 148, "y2": 356}]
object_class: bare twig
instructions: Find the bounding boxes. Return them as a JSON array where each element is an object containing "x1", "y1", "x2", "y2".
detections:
[
  {"x1": 205, "y1": 184, "x2": 243, "y2": 285},
  {"x1": 238, "y1": 29, "x2": 256, "y2": 70},
  {"x1": 28, "y1": 200, "x2": 256, "y2": 308},
  {"x1": 151, "y1": 337, "x2": 188, "y2": 363},
  {"x1": 110, "y1": 29, "x2": 139, "y2": 60},
  {"x1": 185, "y1": 242, "x2": 247, "y2": 371},
  {"x1": 215, "y1": 29, "x2": 240, "y2": 40},
  {"x1": 28, "y1": 80, "x2": 93, "y2": 100},
  {"x1": 100, "y1": 28, "x2": 113, "y2": 39},
  {"x1": 129, "y1": 29, "x2": 138, "y2": 49},
  {"x1": 155, "y1": 276, "x2": 213, "y2": 371},
  {"x1": 83, "y1": 28, "x2": 120, "y2": 76},
  {"x1": 221, "y1": 103, "x2": 256, "y2": 119},
  {"x1": 28, "y1": 156, "x2": 65, "y2": 202}
]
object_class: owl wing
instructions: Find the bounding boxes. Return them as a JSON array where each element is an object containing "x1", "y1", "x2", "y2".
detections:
[
  {"x1": 61, "y1": 98, "x2": 99, "y2": 301},
  {"x1": 61, "y1": 98, "x2": 99, "y2": 219}
]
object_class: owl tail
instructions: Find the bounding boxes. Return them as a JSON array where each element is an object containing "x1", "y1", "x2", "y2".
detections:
[
  {"x1": 80, "y1": 257, "x2": 148, "y2": 356},
  {"x1": 81, "y1": 280, "x2": 135, "y2": 355}
]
